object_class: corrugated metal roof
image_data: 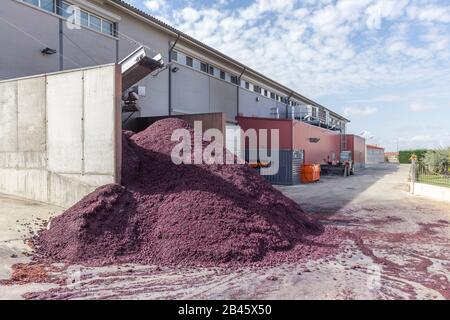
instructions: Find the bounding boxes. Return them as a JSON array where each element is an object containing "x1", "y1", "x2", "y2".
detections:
[{"x1": 107, "y1": 0, "x2": 350, "y2": 123}]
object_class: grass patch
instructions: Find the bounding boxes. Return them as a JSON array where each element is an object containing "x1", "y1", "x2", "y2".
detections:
[{"x1": 417, "y1": 174, "x2": 450, "y2": 188}]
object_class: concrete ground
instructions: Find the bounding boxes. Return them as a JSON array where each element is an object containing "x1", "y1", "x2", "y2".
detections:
[{"x1": 0, "y1": 163, "x2": 449, "y2": 300}]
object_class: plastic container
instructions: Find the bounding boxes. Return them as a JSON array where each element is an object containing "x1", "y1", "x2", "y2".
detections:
[{"x1": 301, "y1": 164, "x2": 321, "y2": 183}]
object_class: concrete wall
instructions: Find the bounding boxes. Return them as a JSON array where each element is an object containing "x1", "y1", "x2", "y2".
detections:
[
  {"x1": 411, "y1": 182, "x2": 450, "y2": 204},
  {"x1": 0, "y1": 64, "x2": 122, "y2": 208}
]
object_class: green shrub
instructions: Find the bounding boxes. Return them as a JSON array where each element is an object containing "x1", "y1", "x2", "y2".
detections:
[
  {"x1": 422, "y1": 149, "x2": 450, "y2": 174},
  {"x1": 398, "y1": 150, "x2": 427, "y2": 164}
]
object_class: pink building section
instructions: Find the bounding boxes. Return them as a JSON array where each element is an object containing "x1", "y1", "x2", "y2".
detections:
[
  {"x1": 346, "y1": 134, "x2": 366, "y2": 166},
  {"x1": 237, "y1": 116, "x2": 365, "y2": 166}
]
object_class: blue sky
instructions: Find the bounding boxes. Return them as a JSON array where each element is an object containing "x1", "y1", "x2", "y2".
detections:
[{"x1": 127, "y1": 0, "x2": 450, "y2": 151}]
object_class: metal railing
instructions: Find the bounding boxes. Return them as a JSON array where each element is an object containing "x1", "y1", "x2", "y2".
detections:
[{"x1": 411, "y1": 160, "x2": 450, "y2": 188}]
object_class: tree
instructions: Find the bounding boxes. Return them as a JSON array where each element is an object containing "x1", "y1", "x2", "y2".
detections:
[{"x1": 422, "y1": 148, "x2": 450, "y2": 175}]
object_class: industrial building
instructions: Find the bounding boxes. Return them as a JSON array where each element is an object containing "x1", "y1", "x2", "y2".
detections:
[
  {"x1": 366, "y1": 145, "x2": 386, "y2": 164},
  {"x1": 0, "y1": 0, "x2": 363, "y2": 203},
  {"x1": 1, "y1": 0, "x2": 349, "y2": 127}
]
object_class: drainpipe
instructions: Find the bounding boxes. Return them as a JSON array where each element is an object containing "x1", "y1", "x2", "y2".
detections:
[
  {"x1": 59, "y1": 19, "x2": 63, "y2": 71},
  {"x1": 286, "y1": 91, "x2": 294, "y2": 119},
  {"x1": 115, "y1": 23, "x2": 120, "y2": 63},
  {"x1": 168, "y1": 34, "x2": 181, "y2": 116},
  {"x1": 236, "y1": 67, "x2": 246, "y2": 120}
]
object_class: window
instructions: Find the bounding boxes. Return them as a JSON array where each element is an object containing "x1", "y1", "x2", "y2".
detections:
[
  {"x1": 24, "y1": 0, "x2": 39, "y2": 5},
  {"x1": 193, "y1": 59, "x2": 201, "y2": 70},
  {"x1": 102, "y1": 20, "x2": 113, "y2": 36},
  {"x1": 200, "y1": 62, "x2": 208, "y2": 73},
  {"x1": 41, "y1": 0, "x2": 55, "y2": 12},
  {"x1": 319, "y1": 109, "x2": 326, "y2": 120},
  {"x1": 80, "y1": 10, "x2": 89, "y2": 27},
  {"x1": 89, "y1": 15, "x2": 101, "y2": 31},
  {"x1": 270, "y1": 92, "x2": 275, "y2": 99},
  {"x1": 245, "y1": 82, "x2": 250, "y2": 90},
  {"x1": 171, "y1": 50, "x2": 178, "y2": 61},
  {"x1": 23, "y1": 0, "x2": 116, "y2": 36},
  {"x1": 186, "y1": 56, "x2": 193, "y2": 68},
  {"x1": 220, "y1": 70, "x2": 226, "y2": 80},
  {"x1": 264, "y1": 89, "x2": 268, "y2": 97},
  {"x1": 209, "y1": 65, "x2": 215, "y2": 76},
  {"x1": 231, "y1": 75, "x2": 239, "y2": 85},
  {"x1": 254, "y1": 85, "x2": 261, "y2": 94}
]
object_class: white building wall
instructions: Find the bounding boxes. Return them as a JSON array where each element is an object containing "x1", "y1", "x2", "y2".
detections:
[{"x1": 366, "y1": 147, "x2": 385, "y2": 164}]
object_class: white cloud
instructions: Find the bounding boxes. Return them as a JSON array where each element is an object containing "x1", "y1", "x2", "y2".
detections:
[
  {"x1": 343, "y1": 106, "x2": 378, "y2": 117},
  {"x1": 137, "y1": 0, "x2": 450, "y2": 103},
  {"x1": 180, "y1": 7, "x2": 201, "y2": 23},
  {"x1": 408, "y1": 5, "x2": 450, "y2": 23},
  {"x1": 411, "y1": 135, "x2": 432, "y2": 142},
  {"x1": 365, "y1": 0, "x2": 409, "y2": 30},
  {"x1": 144, "y1": 0, "x2": 165, "y2": 11},
  {"x1": 409, "y1": 103, "x2": 435, "y2": 112}
]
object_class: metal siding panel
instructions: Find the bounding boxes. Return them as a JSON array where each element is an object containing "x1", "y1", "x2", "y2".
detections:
[
  {"x1": 210, "y1": 78, "x2": 237, "y2": 122},
  {"x1": 172, "y1": 65, "x2": 209, "y2": 114},
  {"x1": 0, "y1": 1, "x2": 60, "y2": 79},
  {"x1": 245, "y1": 149, "x2": 304, "y2": 185}
]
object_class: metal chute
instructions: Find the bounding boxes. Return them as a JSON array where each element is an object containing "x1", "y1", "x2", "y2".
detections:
[{"x1": 120, "y1": 46, "x2": 164, "y2": 92}]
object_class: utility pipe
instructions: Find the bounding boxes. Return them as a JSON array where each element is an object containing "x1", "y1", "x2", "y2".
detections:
[
  {"x1": 168, "y1": 34, "x2": 181, "y2": 116},
  {"x1": 236, "y1": 67, "x2": 246, "y2": 119}
]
